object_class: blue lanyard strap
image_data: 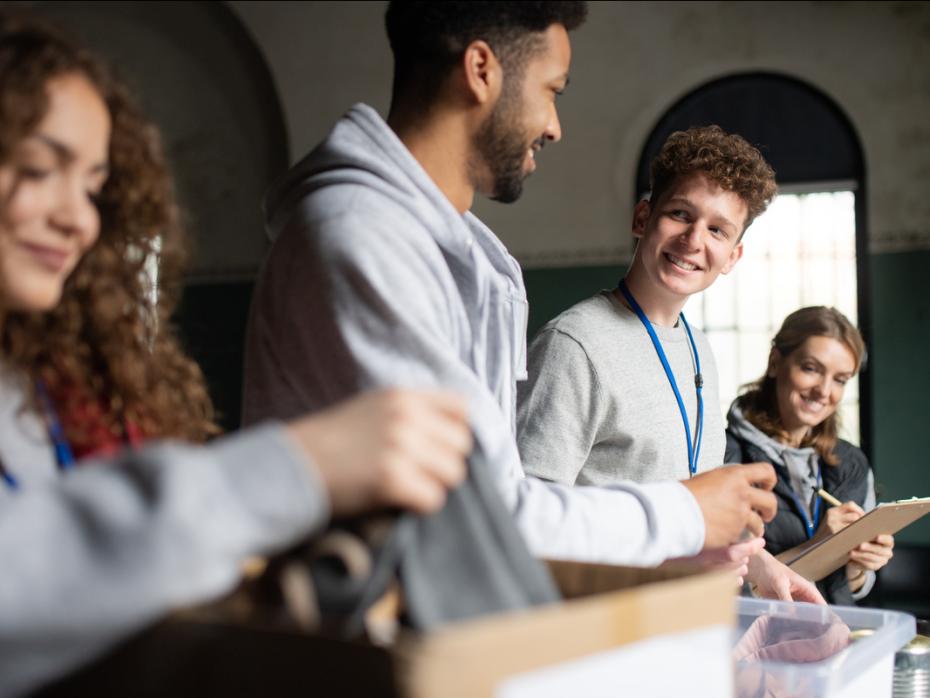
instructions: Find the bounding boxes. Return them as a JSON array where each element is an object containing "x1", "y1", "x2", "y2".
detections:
[
  {"x1": 1, "y1": 380, "x2": 76, "y2": 491},
  {"x1": 35, "y1": 379, "x2": 76, "y2": 472},
  {"x1": 618, "y1": 279, "x2": 704, "y2": 477},
  {"x1": 776, "y1": 462, "x2": 823, "y2": 540}
]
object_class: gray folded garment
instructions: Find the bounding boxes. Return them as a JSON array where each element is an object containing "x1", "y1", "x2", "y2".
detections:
[{"x1": 307, "y1": 452, "x2": 561, "y2": 637}]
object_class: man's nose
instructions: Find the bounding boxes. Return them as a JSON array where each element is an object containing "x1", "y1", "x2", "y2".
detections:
[{"x1": 545, "y1": 104, "x2": 562, "y2": 144}]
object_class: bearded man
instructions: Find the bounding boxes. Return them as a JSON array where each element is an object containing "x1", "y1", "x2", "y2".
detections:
[{"x1": 242, "y1": 1, "x2": 798, "y2": 578}]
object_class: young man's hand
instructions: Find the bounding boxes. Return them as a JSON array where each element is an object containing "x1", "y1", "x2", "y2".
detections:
[
  {"x1": 286, "y1": 389, "x2": 471, "y2": 517},
  {"x1": 682, "y1": 463, "x2": 777, "y2": 549},
  {"x1": 671, "y1": 536, "x2": 766, "y2": 586},
  {"x1": 747, "y1": 549, "x2": 826, "y2": 604}
]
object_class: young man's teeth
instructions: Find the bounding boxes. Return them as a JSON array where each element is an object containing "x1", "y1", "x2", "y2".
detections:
[{"x1": 667, "y1": 254, "x2": 697, "y2": 271}]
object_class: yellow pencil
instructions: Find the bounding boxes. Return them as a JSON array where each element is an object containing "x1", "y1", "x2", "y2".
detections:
[{"x1": 817, "y1": 488, "x2": 843, "y2": 507}]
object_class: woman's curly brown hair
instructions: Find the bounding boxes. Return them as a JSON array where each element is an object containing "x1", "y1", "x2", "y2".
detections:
[
  {"x1": 650, "y1": 125, "x2": 777, "y2": 232},
  {"x1": 737, "y1": 306, "x2": 865, "y2": 465},
  {"x1": 0, "y1": 11, "x2": 216, "y2": 445}
]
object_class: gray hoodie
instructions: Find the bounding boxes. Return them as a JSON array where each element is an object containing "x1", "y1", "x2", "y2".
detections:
[
  {"x1": 243, "y1": 104, "x2": 704, "y2": 565},
  {"x1": 0, "y1": 370, "x2": 328, "y2": 697}
]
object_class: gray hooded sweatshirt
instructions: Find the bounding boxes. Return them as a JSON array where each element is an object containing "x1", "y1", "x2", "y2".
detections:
[
  {"x1": 243, "y1": 104, "x2": 704, "y2": 565},
  {"x1": 0, "y1": 370, "x2": 328, "y2": 697}
]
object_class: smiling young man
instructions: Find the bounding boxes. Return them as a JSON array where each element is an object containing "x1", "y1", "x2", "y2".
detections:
[
  {"x1": 515, "y1": 127, "x2": 826, "y2": 598},
  {"x1": 244, "y1": 4, "x2": 783, "y2": 569},
  {"x1": 517, "y1": 126, "x2": 773, "y2": 487}
]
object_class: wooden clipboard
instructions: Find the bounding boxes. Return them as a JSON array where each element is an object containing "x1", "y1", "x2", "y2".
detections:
[{"x1": 786, "y1": 497, "x2": 930, "y2": 582}]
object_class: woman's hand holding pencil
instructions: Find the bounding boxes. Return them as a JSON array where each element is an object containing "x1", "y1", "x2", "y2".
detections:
[{"x1": 812, "y1": 495, "x2": 865, "y2": 540}]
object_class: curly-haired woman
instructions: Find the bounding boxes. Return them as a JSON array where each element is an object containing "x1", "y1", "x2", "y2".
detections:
[
  {"x1": 516, "y1": 125, "x2": 823, "y2": 602},
  {"x1": 0, "y1": 12, "x2": 469, "y2": 696},
  {"x1": 725, "y1": 306, "x2": 893, "y2": 605}
]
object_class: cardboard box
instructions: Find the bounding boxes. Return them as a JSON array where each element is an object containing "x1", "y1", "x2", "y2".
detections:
[{"x1": 38, "y1": 560, "x2": 737, "y2": 698}]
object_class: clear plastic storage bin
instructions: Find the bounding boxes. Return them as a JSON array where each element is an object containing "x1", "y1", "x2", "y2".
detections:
[{"x1": 734, "y1": 597, "x2": 915, "y2": 698}]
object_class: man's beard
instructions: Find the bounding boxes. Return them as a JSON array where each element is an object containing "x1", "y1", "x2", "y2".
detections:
[{"x1": 473, "y1": 82, "x2": 537, "y2": 204}]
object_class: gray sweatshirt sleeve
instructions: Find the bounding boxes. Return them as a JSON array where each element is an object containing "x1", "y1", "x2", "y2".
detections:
[
  {"x1": 245, "y1": 210, "x2": 704, "y2": 568},
  {"x1": 0, "y1": 423, "x2": 329, "y2": 698}
]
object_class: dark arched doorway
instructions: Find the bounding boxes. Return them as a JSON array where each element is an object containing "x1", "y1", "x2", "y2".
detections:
[{"x1": 636, "y1": 72, "x2": 871, "y2": 459}]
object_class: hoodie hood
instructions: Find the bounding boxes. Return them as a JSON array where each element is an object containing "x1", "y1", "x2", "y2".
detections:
[
  {"x1": 727, "y1": 400, "x2": 820, "y2": 510},
  {"x1": 263, "y1": 103, "x2": 477, "y2": 258}
]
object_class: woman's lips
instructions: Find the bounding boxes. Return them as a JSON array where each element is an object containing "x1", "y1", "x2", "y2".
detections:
[{"x1": 21, "y1": 241, "x2": 71, "y2": 273}]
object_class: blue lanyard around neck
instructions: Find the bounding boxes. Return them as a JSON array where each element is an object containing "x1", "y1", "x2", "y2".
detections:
[
  {"x1": 777, "y1": 461, "x2": 823, "y2": 540},
  {"x1": 618, "y1": 279, "x2": 704, "y2": 477},
  {"x1": 1, "y1": 379, "x2": 76, "y2": 491}
]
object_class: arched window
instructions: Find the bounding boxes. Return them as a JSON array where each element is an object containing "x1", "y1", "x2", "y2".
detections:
[{"x1": 637, "y1": 73, "x2": 869, "y2": 452}]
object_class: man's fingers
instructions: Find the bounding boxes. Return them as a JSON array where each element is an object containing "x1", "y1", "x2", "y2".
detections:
[
  {"x1": 728, "y1": 537, "x2": 766, "y2": 561},
  {"x1": 748, "y1": 487, "x2": 777, "y2": 522},
  {"x1": 744, "y1": 510, "x2": 766, "y2": 539},
  {"x1": 742, "y1": 462, "x2": 777, "y2": 490}
]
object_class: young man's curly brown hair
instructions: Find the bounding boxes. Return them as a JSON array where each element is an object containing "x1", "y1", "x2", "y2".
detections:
[
  {"x1": 650, "y1": 125, "x2": 777, "y2": 232},
  {"x1": 0, "y1": 12, "x2": 216, "y2": 445}
]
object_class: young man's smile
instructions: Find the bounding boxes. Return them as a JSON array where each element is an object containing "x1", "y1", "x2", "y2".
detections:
[{"x1": 633, "y1": 172, "x2": 747, "y2": 305}]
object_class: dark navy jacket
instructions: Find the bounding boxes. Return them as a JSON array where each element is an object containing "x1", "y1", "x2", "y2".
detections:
[{"x1": 725, "y1": 433, "x2": 871, "y2": 606}]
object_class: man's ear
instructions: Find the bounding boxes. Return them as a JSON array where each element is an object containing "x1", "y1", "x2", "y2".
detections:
[
  {"x1": 721, "y1": 241, "x2": 744, "y2": 275},
  {"x1": 631, "y1": 199, "x2": 651, "y2": 239},
  {"x1": 462, "y1": 40, "x2": 502, "y2": 105}
]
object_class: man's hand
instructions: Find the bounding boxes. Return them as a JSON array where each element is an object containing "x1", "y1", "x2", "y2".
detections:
[
  {"x1": 682, "y1": 463, "x2": 777, "y2": 548},
  {"x1": 672, "y1": 536, "x2": 766, "y2": 586},
  {"x1": 747, "y1": 549, "x2": 826, "y2": 605},
  {"x1": 287, "y1": 389, "x2": 471, "y2": 517}
]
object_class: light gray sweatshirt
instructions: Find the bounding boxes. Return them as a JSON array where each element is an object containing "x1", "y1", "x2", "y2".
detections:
[
  {"x1": 243, "y1": 103, "x2": 704, "y2": 566},
  {"x1": 518, "y1": 291, "x2": 725, "y2": 486},
  {"x1": 0, "y1": 370, "x2": 328, "y2": 697}
]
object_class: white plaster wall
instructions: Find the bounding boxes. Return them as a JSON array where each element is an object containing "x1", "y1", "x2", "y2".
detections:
[{"x1": 229, "y1": 1, "x2": 930, "y2": 266}]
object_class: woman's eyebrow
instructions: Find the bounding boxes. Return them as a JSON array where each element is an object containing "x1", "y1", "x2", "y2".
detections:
[{"x1": 29, "y1": 133, "x2": 108, "y2": 174}]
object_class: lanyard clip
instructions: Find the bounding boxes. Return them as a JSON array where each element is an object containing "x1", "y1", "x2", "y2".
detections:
[{"x1": 695, "y1": 373, "x2": 704, "y2": 389}]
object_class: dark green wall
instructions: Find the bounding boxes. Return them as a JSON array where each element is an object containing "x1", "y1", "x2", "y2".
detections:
[
  {"x1": 870, "y1": 250, "x2": 930, "y2": 545},
  {"x1": 523, "y1": 264, "x2": 628, "y2": 339}
]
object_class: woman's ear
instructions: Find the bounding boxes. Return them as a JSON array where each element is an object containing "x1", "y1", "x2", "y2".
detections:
[{"x1": 767, "y1": 348, "x2": 782, "y2": 379}]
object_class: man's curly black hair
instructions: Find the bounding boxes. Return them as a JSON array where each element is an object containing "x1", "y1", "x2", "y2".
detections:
[{"x1": 386, "y1": 1, "x2": 587, "y2": 106}]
